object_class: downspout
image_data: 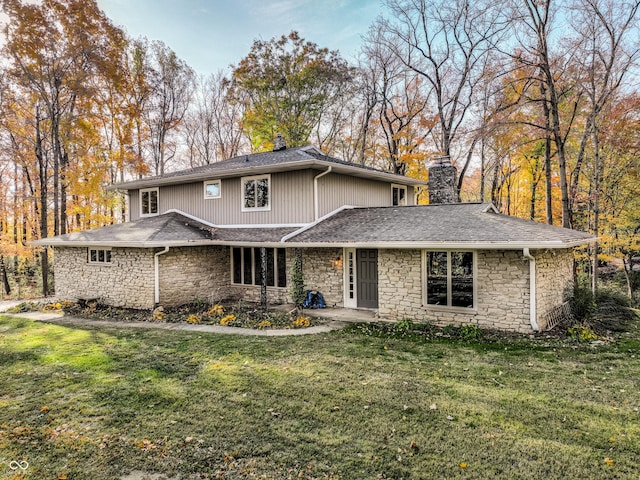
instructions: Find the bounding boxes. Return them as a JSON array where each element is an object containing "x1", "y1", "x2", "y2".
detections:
[
  {"x1": 314, "y1": 166, "x2": 332, "y2": 221},
  {"x1": 523, "y1": 248, "x2": 539, "y2": 332},
  {"x1": 154, "y1": 246, "x2": 170, "y2": 306}
]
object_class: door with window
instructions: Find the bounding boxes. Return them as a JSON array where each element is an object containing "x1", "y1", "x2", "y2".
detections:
[{"x1": 356, "y1": 249, "x2": 378, "y2": 308}]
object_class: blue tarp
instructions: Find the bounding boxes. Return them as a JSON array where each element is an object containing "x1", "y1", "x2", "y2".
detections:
[{"x1": 303, "y1": 290, "x2": 326, "y2": 309}]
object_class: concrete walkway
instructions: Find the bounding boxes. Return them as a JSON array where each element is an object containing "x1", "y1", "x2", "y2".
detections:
[{"x1": 0, "y1": 300, "x2": 349, "y2": 336}]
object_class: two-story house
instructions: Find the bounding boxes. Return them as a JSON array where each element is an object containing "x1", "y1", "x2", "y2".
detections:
[{"x1": 34, "y1": 144, "x2": 594, "y2": 333}]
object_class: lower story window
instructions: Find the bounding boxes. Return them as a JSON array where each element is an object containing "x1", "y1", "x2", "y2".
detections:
[
  {"x1": 89, "y1": 248, "x2": 112, "y2": 265},
  {"x1": 232, "y1": 247, "x2": 286, "y2": 287},
  {"x1": 425, "y1": 251, "x2": 474, "y2": 308}
]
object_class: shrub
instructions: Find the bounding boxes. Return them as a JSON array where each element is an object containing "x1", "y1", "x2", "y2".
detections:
[
  {"x1": 292, "y1": 316, "x2": 311, "y2": 328},
  {"x1": 152, "y1": 307, "x2": 166, "y2": 321},
  {"x1": 459, "y1": 324, "x2": 482, "y2": 340},
  {"x1": 570, "y1": 284, "x2": 596, "y2": 322},
  {"x1": 186, "y1": 314, "x2": 201, "y2": 324},
  {"x1": 207, "y1": 304, "x2": 224, "y2": 316},
  {"x1": 593, "y1": 288, "x2": 637, "y2": 332},
  {"x1": 395, "y1": 319, "x2": 414, "y2": 332},
  {"x1": 219, "y1": 314, "x2": 236, "y2": 326},
  {"x1": 568, "y1": 324, "x2": 598, "y2": 342}
]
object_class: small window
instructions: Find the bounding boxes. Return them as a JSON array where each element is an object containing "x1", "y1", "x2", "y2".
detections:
[
  {"x1": 392, "y1": 184, "x2": 407, "y2": 206},
  {"x1": 231, "y1": 247, "x2": 286, "y2": 287},
  {"x1": 425, "y1": 251, "x2": 474, "y2": 308},
  {"x1": 242, "y1": 175, "x2": 270, "y2": 211},
  {"x1": 204, "y1": 180, "x2": 221, "y2": 199},
  {"x1": 140, "y1": 188, "x2": 159, "y2": 216},
  {"x1": 88, "y1": 248, "x2": 112, "y2": 265}
]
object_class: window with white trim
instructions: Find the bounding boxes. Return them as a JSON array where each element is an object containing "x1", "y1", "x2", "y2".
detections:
[
  {"x1": 232, "y1": 247, "x2": 286, "y2": 287},
  {"x1": 88, "y1": 248, "x2": 112, "y2": 265},
  {"x1": 392, "y1": 184, "x2": 407, "y2": 206},
  {"x1": 204, "y1": 180, "x2": 221, "y2": 199},
  {"x1": 425, "y1": 251, "x2": 474, "y2": 308},
  {"x1": 241, "y1": 174, "x2": 270, "y2": 211},
  {"x1": 140, "y1": 188, "x2": 159, "y2": 216}
]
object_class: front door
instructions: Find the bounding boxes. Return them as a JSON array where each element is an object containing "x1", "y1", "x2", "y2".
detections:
[{"x1": 357, "y1": 249, "x2": 378, "y2": 308}]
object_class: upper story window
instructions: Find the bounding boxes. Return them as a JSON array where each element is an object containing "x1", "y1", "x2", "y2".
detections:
[
  {"x1": 392, "y1": 184, "x2": 407, "y2": 206},
  {"x1": 424, "y1": 251, "x2": 475, "y2": 309},
  {"x1": 140, "y1": 188, "x2": 159, "y2": 216},
  {"x1": 204, "y1": 180, "x2": 221, "y2": 199},
  {"x1": 242, "y1": 174, "x2": 270, "y2": 212},
  {"x1": 88, "y1": 248, "x2": 112, "y2": 265}
]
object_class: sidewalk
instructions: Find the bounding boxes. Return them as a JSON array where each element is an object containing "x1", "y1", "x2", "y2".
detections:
[{"x1": 0, "y1": 301, "x2": 347, "y2": 337}]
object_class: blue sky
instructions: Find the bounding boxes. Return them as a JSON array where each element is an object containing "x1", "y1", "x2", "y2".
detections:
[{"x1": 96, "y1": 0, "x2": 385, "y2": 76}]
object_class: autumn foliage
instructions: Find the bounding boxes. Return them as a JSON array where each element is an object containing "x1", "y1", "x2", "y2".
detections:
[{"x1": 0, "y1": 0, "x2": 639, "y2": 300}]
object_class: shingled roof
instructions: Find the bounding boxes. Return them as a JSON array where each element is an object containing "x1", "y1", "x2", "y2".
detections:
[
  {"x1": 31, "y1": 212, "x2": 298, "y2": 248},
  {"x1": 33, "y1": 204, "x2": 594, "y2": 249},
  {"x1": 110, "y1": 146, "x2": 427, "y2": 190},
  {"x1": 284, "y1": 203, "x2": 595, "y2": 248}
]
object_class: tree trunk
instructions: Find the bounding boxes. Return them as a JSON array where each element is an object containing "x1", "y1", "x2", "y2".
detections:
[
  {"x1": 0, "y1": 255, "x2": 11, "y2": 296},
  {"x1": 260, "y1": 247, "x2": 267, "y2": 310},
  {"x1": 591, "y1": 126, "x2": 600, "y2": 294},
  {"x1": 36, "y1": 110, "x2": 50, "y2": 297},
  {"x1": 541, "y1": 81, "x2": 553, "y2": 225}
]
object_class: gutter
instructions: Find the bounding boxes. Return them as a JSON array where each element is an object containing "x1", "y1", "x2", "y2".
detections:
[
  {"x1": 523, "y1": 248, "x2": 539, "y2": 332},
  {"x1": 154, "y1": 246, "x2": 170, "y2": 306},
  {"x1": 313, "y1": 166, "x2": 332, "y2": 221}
]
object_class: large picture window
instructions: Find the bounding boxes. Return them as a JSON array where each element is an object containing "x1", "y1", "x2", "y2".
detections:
[
  {"x1": 232, "y1": 247, "x2": 286, "y2": 287},
  {"x1": 425, "y1": 251, "x2": 474, "y2": 308},
  {"x1": 140, "y1": 188, "x2": 159, "y2": 216},
  {"x1": 242, "y1": 175, "x2": 270, "y2": 211}
]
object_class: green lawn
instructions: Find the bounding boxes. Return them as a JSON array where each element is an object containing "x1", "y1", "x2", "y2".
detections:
[{"x1": 0, "y1": 315, "x2": 639, "y2": 479}]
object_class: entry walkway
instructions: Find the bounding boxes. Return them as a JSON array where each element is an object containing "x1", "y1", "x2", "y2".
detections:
[{"x1": 0, "y1": 301, "x2": 379, "y2": 336}]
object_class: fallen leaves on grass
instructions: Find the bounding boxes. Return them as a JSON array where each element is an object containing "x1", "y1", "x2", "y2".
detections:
[
  {"x1": 604, "y1": 457, "x2": 615, "y2": 466},
  {"x1": 137, "y1": 439, "x2": 157, "y2": 451}
]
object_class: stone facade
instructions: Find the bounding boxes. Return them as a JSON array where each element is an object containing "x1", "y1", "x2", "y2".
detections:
[
  {"x1": 158, "y1": 246, "x2": 232, "y2": 306},
  {"x1": 377, "y1": 249, "x2": 533, "y2": 333},
  {"x1": 534, "y1": 248, "x2": 574, "y2": 330},
  {"x1": 428, "y1": 161, "x2": 458, "y2": 204},
  {"x1": 54, "y1": 247, "x2": 156, "y2": 309},
  {"x1": 54, "y1": 245, "x2": 575, "y2": 333},
  {"x1": 302, "y1": 247, "x2": 344, "y2": 307}
]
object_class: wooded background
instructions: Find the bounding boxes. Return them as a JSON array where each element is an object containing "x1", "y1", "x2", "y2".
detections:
[{"x1": 0, "y1": 0, "x2": 639, "y2": 300}]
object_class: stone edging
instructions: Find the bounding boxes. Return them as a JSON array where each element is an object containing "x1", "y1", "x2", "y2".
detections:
[{"x1": 0, "y1": 311, "x2": 346, "y2": 337}]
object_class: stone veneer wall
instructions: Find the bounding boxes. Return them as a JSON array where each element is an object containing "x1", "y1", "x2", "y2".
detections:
[
  {"x1": 302, "y1": 247, "x2": 344, "y2": 307},
  {"x1": 377, "y1": 249, "x2": 533, "y2": 333},
  {"x1": 158, "y1": 246, "x2": 232, "y2": 306},
  {"x1": 54, "y1": 247, "x2": 156, "y2": 309},
  {"x1": 534, "y1": 248, "x2": 574, "y2": 330}
]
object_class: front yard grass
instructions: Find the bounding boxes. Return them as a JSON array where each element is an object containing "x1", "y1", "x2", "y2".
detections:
[{"x1": 0, "y1": 315, "x2": 639, "y2": 479}]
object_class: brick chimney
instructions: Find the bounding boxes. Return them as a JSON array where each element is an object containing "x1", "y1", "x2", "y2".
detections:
[
  {"x1": 273, "y1": 133, "x2": 286, "y2": 151},
  {"x1": 428, "y1": 156, "x2": 458, "y2": 204}
]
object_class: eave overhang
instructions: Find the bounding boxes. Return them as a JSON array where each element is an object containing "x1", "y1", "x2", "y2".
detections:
[{"x1": 107, "y1": 158, "x2": 428, "y2": 191}]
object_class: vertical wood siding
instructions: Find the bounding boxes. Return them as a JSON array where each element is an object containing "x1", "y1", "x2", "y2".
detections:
[
  {"x1": 317, "y1": 172, "x2": 394, "y2": 216},
  {"x1": 127, "y1": 169, "x2": 420, "y2": 224},
  {"x1": 129, "y1": 190, "x2": 140, "y2": 221}
]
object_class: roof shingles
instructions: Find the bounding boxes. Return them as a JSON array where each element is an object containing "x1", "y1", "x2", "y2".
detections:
[{"x1": 32, "y1": 204, "x2": 594, "y2": 249}]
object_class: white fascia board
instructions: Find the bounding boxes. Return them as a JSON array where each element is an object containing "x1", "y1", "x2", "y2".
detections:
[
  {"x1": 35, "y1": 238, "x2": 593, "y2": 250},
  {"x1": 108, "y1": 158, "x2": 427, "y2": 191},
  {"x1": 278, "y1": 240, "x2": 593, "y2": 249}
]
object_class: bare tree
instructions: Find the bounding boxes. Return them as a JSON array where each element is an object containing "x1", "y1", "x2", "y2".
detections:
[
  {"x1": 182, "y1": 71, "x2": 246, "y2": 167},
  {"x1": 362, "y1": 23, "x2": 434, "y2": 174},
  {"x1": 379, "y1": 0, "x2": 508, "y2": 196},
  {"x1": 569, "y1": 0, "x2": 640, "y2": 290},
  {"x1": 146, "y1": 40, "x2": 195, "y2": 175}
]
